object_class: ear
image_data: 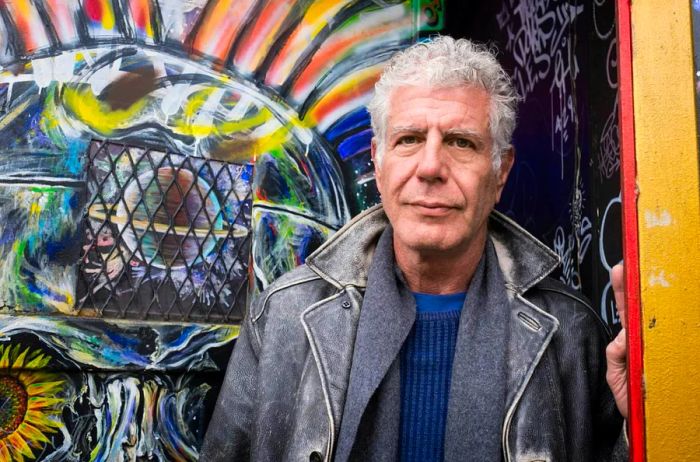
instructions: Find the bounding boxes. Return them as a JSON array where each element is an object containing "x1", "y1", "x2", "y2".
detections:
[
  {"x1": 371, "y1": 138, "x2": 383, "y2": 193},
  {"x1": 495, "y1": 146, "x2": 515, "y2": 202}
]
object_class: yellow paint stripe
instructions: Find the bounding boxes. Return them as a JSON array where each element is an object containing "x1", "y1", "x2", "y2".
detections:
[
  {"x1": 88, "y1": 205, "x2": 248, "y2": 238},
  {"x1": 0, "y1": 96, "x2": 34, "y2": 132},
  {"x1": 631, "y1": 1, "x2": 700, "y2": 459}
]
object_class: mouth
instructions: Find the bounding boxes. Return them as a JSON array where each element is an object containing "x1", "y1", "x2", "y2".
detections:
[{"x1": 408, "y1": 201, "x2": 458, "y2": 216}]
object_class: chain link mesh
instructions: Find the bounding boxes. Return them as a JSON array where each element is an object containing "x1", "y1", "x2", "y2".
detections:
[{"x1": 77, "y1": 139, "x2": 252, "y2": 323}]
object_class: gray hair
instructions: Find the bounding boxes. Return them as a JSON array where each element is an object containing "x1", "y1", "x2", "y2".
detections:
[{"x1": 367, "y1": 36, "x2": 518, "y2": 170}]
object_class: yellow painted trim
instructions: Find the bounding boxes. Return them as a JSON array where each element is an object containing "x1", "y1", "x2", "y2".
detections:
[{"x1": 631, "y1": 1, "x2": 700, "y2": 459}]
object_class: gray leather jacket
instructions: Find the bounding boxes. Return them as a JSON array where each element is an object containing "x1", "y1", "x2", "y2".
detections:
[{"x1": 201, "y1": 205, "x2": 625, "y2": 461}]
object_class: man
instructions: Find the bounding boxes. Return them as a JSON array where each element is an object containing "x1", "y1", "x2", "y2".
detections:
[{"x1": 201, "y1": 36, "x2": 628, "y2": 461}]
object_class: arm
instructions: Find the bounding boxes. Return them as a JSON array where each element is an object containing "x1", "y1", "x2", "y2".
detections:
[{"x1": 200, "y1": 308, "x2": 261, "y2": 461}]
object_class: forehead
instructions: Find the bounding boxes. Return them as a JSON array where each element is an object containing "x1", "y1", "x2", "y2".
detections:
[{"x1": 386, "y1": 85, "x2": 491, "y2": 132}]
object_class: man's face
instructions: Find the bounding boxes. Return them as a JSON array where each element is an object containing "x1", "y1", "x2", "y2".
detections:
[{"x1": 372, "y1": 85, "x2": 514, "y2": 260}]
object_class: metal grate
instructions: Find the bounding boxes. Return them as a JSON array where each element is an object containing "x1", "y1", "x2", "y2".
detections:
[{"x1": 77, "y1": 140, "x2": 252, "y2": 323}]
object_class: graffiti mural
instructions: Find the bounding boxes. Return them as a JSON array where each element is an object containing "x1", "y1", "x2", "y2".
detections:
[
  {"x1": 0, "y1": 317, "x2": 238, "y2": 461},
  {"x1": 0, "y1": 0, "x2": 440, "y2": 459}
]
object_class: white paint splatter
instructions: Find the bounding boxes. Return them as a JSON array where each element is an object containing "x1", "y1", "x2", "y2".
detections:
[
  {"x1": 644, "y1": 210, "x2": 673, "y2": 228},
  {"x1": 649, "y1": 270, "x2": 671, "y2": 287}
]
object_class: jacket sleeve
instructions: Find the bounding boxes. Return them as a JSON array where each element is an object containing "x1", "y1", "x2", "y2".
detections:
[
  {"x1": 199, "y1": 299, "x2": 262, "y2": 461},
  {"x1": 590, "y1": 320, "x2": 628, "y2": 461},
  {"x1": 532, "y1": 280, "x2": 628, "y2": 461},
  {"x1": 593, "y1": 374, "x2": 629, "y2": 461}
]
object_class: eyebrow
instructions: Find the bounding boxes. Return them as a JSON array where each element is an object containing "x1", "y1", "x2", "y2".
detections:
[
  {"x1": 388, "y1": 125, "x2": 424, "y2": 136},
  {"x1": 388, "y1": 126, "x2": 487, "y2": 144},
  {"x1": 444, "y1": 128, "x2": 487, "y2": 144}
]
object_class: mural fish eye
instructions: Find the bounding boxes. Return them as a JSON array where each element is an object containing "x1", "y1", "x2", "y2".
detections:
[{"x1": 0, "y1": 0, "x2": 438, "y2": 460}]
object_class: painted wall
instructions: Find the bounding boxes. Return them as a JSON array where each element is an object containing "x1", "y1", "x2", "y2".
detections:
[{"x1": 0, "y1": 1, "x2": 440, "y2": 460}]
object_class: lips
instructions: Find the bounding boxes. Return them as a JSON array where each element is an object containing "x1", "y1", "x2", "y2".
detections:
[{"x1": 408, "y1": 200, "x2": 458, "y2": 216}]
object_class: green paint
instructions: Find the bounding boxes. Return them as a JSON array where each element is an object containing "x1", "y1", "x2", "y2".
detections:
[
  {"x1": 29, "y1": 185, "x2": 60, "y2": 194},
  {"x1": 40, "y1": 85, "x2": 69, "y2": 150},
  {"x1": 413, "y1": 0, "x2": 444, "y2": 32},
  {"x1": 11, "y1": 240, "x2": 43, "y2": 306}
]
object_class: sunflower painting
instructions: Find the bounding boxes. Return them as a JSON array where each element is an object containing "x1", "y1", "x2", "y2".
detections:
[{"x1": 0, "y1": 344, "x2": 66, "y2": 461}]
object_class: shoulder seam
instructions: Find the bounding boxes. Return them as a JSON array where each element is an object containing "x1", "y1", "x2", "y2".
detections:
[
  {"x1": 252, "y1": 275, "x2": 323, "y2": 324},
  {"x1": 536, "y1": 286, "x2": 612, "y2": 338}
]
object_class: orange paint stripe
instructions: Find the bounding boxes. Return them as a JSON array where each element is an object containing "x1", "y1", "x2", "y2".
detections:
[
  {"x1": 308, "y1": 74, "x2": 377, "y2": 124},
  {"x1": 191, "y1": 0, "x2": 256, "y2": 61},
  {"x1": 233, "y1": 0, "x2": 294, "y2": 73},
  {"x1": 5, "y1": 0, "x2": 47, "y2": 51},
  {"x1": 265, "y1": 0, "x2": 352, "y2": 87},
  {"x1": 290, "y1": 22, "x2": 400, "y2": 100},
  {"x1": 128, "y1": 0, "x2": 154, "y2": 38}
]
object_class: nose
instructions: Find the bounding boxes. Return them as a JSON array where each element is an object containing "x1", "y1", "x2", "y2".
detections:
[{"x1": 415, "y1": 133, "x2": 447, "y2": 182}]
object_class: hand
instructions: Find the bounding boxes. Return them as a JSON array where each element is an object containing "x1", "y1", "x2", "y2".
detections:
[{"x1": 605, "y1": 264, "x2": 628, "y2": 419}]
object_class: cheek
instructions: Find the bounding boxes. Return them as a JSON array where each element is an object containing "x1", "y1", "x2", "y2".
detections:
[
  {"x1": 460, "y1": 174, "x2": 498, "y2": 207},
  {"x1": 377, "y1": 163, "x2": 407, "y2": 194},
  {"x1": 374, "y1": 165, "x2": 386, "y2": 196}
]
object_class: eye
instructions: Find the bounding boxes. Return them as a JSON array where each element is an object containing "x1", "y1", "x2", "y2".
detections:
[
  {"x1": 397, "y1": 135, "x2": 419, "y2": 145},
  {"x1": 450, "y1": 137, "x2": 475, "y2": 149}
]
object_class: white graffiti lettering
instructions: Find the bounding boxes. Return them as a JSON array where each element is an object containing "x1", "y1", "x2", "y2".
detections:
[
  {"x1": 498, "y1": 0, "x2": 583, "y2": 178},
  {"x1": 553, "y1": 215, "x2": 592, "y2": 291},
  {"x1": 598, "y1": 96, "x2": 620, "y2": 179},
  {"x1": 649, "y1": 269, "x2": 672, "y2": 287}
]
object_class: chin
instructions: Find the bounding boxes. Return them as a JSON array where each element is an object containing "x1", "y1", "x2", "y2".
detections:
[{"x1": 399, "y1": 230, "x2": 464, "y2": 253}]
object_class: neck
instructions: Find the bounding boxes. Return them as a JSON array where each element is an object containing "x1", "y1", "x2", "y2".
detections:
[{"x1": 394, "y1": 233, "x2": 486, "y2": 294}]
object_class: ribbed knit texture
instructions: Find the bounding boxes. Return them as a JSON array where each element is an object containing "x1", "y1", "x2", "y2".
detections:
[{"x1": 399, "y1": 293, "x2": 464, "y2": 462}]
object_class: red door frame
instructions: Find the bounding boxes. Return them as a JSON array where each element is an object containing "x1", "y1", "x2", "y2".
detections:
[{"x1": 615, "y1": 0, "x2": 645, "y2": 459}]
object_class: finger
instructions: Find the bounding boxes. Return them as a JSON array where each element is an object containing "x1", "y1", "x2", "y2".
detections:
[
  {"x1": 605, "y1": 328, "x2": 629, "y2": 419},
  {"x1": 607, "y1": 328, "x2": 627, "y2": 362},
  {"x1": 611, "y1": 263, "x2": 627, "y2": 329}
]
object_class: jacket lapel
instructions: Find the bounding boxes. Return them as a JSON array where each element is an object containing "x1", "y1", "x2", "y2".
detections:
[
  {"x1": 501, "y1": 293, "x2": 559, "y2": 460},
  {"x1": 444, "y1": 241, "x2": 560, "y2": 461},
  {"x1": 301, "y1": 206, "x2": 564, "y2": 461},
  {"x1": 445, "y1": 241, "x2": 510, "y2": 460},
  {"x1": 301, "y1": 285, "x2": 364, "y2": 437},
  {"x1": 334, "y1": 228, "x2": 415, "y2": 462}
]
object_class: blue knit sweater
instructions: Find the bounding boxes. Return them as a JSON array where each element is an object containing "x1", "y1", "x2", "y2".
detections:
[{"x1": 399, "y1": 292, "x2": 466, "y2": 462}]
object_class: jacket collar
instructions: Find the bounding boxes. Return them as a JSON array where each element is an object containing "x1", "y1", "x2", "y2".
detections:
[
  {"x1": 305, "y1": 204, "x2": 561, "y2": 293},
  {"x1": 333, "y1": 227, "x2": 414, "y2": 461}
]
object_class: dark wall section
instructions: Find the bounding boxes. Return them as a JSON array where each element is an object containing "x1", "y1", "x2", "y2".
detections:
[{"x1": 444, "y1": 0, "x2": 622, "y2": 326}]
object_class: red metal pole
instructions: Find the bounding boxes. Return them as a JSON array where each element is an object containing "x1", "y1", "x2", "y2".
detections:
[{"x1": 615, "y1": 0, "x2": 645, "y2": 460}]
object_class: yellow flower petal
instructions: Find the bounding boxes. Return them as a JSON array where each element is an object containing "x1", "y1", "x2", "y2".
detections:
[
  {"x1": 25, "y1": 380, "x2": 63, "y2": 396},
  {"x1": 0, "y1": 345, "x2": 11, "y2": 369},
  {"x1": 23, "y1": 353, "x2": 49, "y2": 370},
  {"x1": 7, "y1": 432, "x2": 34, "y2": 458},
  {"x1": 18, "y1": 422, "x2": 51, "y2": 444},
  {"x1": 0, "y1": 442, "x2": 11, "y2": 461},
  {"x1": 11, "y1": 347, "x2": 29, "y2": 369},
  {"x1": 24, "y1": 411, "x2": 60, "y2": 433},
  {"x1": 27, "y1": 396, "x2": 63, "y2": 410}
]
